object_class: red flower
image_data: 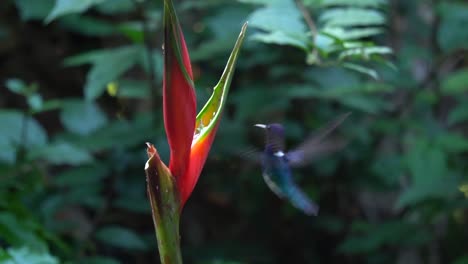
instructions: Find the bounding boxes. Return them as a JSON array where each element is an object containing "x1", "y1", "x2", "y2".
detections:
[{"x1": 146, "y1": 0, "x2": 247, "y2": 210}]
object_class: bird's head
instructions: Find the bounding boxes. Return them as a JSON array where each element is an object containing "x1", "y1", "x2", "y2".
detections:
[
  {"x1": 254, "y1": 123, "x2": 285, "y2": 151},
  {"x1": 254, "y1": 123, "x2": 284, "y2": 136}
]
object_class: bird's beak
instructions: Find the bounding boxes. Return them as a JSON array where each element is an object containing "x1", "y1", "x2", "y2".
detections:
[{"x1": 254, "y1": 124, "x2": 267, "y2": 129}]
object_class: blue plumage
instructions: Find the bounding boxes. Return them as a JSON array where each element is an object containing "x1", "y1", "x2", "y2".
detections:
[{"x1": 255, "y1": 113, "x2": 349, "y2": 216}]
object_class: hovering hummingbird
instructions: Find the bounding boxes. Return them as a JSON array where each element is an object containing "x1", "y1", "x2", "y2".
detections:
[{"x1": 254, "y1": 113, "x2": 350, "y2": 216}]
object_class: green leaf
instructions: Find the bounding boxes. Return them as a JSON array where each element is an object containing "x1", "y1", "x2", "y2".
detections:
[
  {"x1": 114, "y1": 196, "x2": 151, "y2": 214},
  {"x1": 436, "y1": 133, "x2": 468, "y2": 154},
  {"x1": 342, "y1": 62, "x2": 379, "y2": 80},
  {"x1": 28, "y1": 142, "x2": 94, "y2": 165},
  {"x1": 60, "y1": 100, "x2": 108, "y2": 135},
  {"x1": 46, "y1": 0, "x2": 106, "y2": 23},
  {"x1": 117, "y1": 22, "x2": 144, "y2": 43},
  {"x1": 339, "y1": 46, "x2": 392, "y2": 60},
  {"x1": 0, "y1": 110, "x2": 47, "y2": 163},
  {"x1": 320, "y1": 8, "x2": 385, "y2": 27},
  {"x1": 437, "y1": 2, "x2": 468, "y2": 52},
  {"x1": 107, "y1": 79, "x2": 150, "y2": 98},
  {"x1": 5, "y1": 79, "x2": 28, "y2": 95},
  {"x1": 83, "y1": 46, "x2": 141, "y2": 100},
  {"x1": 250, "y1": 31, "x2": 308, "y2": 50},
  {"x1": 441, "y1": 69, "x2": 468, "y2": 95},
  {"x1": 14, "y1": 0, "x2": 55, "y2": 21},
  {"x1": 448, "y1": 102, "x2": 468, "y2": 125},
  {"x1": 191, "y1": 7, "x2": 250, "y2": 60},
  {"x1": 53, "y1": 164, "x2": 108, "y2": 187},
  {"x1": 248, "y1": 1, "x2": 306, "y2": 34},
  {"x1": 60, "y1": 15, "x2": 116, "y2": 36},
  {"x1": 306, "y1": 0, "x2": 386, "y2": 7},
  {"x1": 397, "y1": 140, "x2": 459, "y2": 208},
  {"x1": 31, "y1": 100, "x2": 63, "y2": 114},
  {"x1": 27, "y1": 94, "x2": 43, "y2": 111},
  {"x1": 96, "y1": 226, "x2": 148, "y2": 251},
  {"x1": 323, "y1": 27, "x2": 383, "y2": 40},
  {"x1": 95, "y1": 0, "x2": 135, "y2": 14},
  {"x1": 0, "y1": 213, "x2": 47, "y2": 251},
  {"x1": 64, "y1": 46, "x2": 141, "y2": 100},
  {"x1": 59, "y1": 115, "x2": 153, "y2": 151},
  {"x1": 239, "y1": 0, "x2": 284, "y2": 5},
  {"x1": 247, "y1": 2, "x2": 308, "y2": 50},
  {"x1": 2, "y1": 247, "x2": 59, "y2": 264}
]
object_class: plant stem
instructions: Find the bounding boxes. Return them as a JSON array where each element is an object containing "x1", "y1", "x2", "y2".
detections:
[{"x1": 145, "y1": 144, "x2": 182, "y2": 264}]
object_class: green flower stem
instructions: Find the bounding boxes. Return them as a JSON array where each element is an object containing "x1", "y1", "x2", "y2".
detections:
[{"x1": 145, "y1": 145, "x2": 182, "y2": 264}]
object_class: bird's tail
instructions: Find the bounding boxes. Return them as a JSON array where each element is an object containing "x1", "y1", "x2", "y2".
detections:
[{"x1": 286, "y1": 185, "x2": 319, "y2": 216}]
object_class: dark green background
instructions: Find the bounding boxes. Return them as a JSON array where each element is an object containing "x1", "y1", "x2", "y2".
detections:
[{"x1": 1, "y1": 0, "x2": 467, "y2": 263}]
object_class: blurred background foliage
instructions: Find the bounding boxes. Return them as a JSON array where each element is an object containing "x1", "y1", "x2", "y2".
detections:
[{"x1": 1, "y1": 0, "x2": 468, "y2": 263}]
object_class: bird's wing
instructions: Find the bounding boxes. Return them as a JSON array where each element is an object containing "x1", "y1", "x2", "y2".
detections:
[
  {"x1": 286, "y1": 112, "x2": 350, "y2": 167},
  {"x1": 236, "y1": 147, "x2": 263, "y2": 164}
]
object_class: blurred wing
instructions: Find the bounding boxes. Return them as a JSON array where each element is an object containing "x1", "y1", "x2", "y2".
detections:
[
  {"x1": 236, "y1": 146, "x2": 263, "y2": 164},
  {"x1": 286, "y1": 112, "x2": 350, "y2": 167}
]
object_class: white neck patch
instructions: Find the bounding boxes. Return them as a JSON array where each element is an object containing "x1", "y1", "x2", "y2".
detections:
[{"x1": 274, "y1": 151, "x2": 285, "y2": 157}]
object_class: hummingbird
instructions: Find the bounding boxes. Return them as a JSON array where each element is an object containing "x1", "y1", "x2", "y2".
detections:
[{"x1": 254, "y1": 113, "x2": 350, "y2": 216}]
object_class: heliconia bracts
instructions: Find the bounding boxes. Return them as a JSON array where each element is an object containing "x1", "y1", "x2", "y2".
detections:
[{"x1": 144, "y1": 0, "x2": 247, "y2": 263}]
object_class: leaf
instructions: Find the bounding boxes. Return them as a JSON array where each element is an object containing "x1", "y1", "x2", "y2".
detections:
[
  {"x1": 305, "y1": 0, "x2": 386, "y2": 7},
  {"x1": 441, "y1": 69, "x2": 468, "y2": 95},
  {"x1": 95, "y1": 0, "x2": 135, "y2": 14},
  {"x1": 60, "y1": 100, "x2": 108, "y2": 135},
  {"x1": 250, "y1": 31, "x2": 308, "y2": 50},
  {"x1": 247, "y1": 1, "x2": 308, "y2": 49},
  {"x1": 46, "y1": 0, "x2": 106, "y2": 23},
  {"x1": 95, "y1": 226, "x2": 148, "y2": 251},
  {"x1": 191, "y1": 7, "x2": 250, "y2": 60},
  {"x1": 60, "y1": 116, "x2": 153, "y2": 152},
  {"x1": 437, "y1": 2, "x2": 468, "y2": 52},
  {"x1": 323, "y1": 27, "x2": 383, "y2": 40},
  {"x1": 320, "y1": 8, "x2": 386, "y2": 27},
  {"x1": 87, "y1": 47, "x2": 141, "y2": 100},
  {"x1": 238, "y1": 0, "x2": 284, "y2": 5},
  {"x1": 117, "y1": 22, "x2": 144, "y2": 43},
  {"x1": 28, "y1": 142, "x2": 94, "y2": 165},
  {"x1": 339, "y1": 46, "x2": 392, "y2": 60},
  {"x1": 448, "y1": 102, "x2": 468, "y2": 125},
  {"x1": 0, "y1": 110, "x2": 47, "y2": 163},
  {"x1": 248, "y1": 3, "x2": 306, "y2": 34},
  {"x1": 64, "y1": 46, "x2": 141, "y2": 99},
  {"x1": 14, "y1": 0, "x2": 55, "y2": 21},
  {"x1": 107, "y1": 79, "x2": 150, "y2": 98},
  {"x1": 5, "y1": 79, "x2": 28, "y2": 95},
  {"x1": 304, "y1": 0, "x2": 387, "y2": 7},
  {"x1": 27, "y1": 94, "x2": 43, "y2": 112},
  {"x1": 342, "y1": 62, "x2": 379, "y2": 80},
  {"x1": 0, "y1": 213, "x2": 47, "y2": 251},
  {"x1": 436, "y1": 133, "x2": 468, "y2": 154},
  {"x1": 60, "y1": 15, "x2": 116, "y2": 36},
  {"x1": 114, "y1": 196, "x2": 151, "y2": 214},
  {"x1": 53, "y1": 164, "x2": 108, "y2": 187},
  {"x1": 396, "y1": 140, "x2": 459, "y2": 208},
  {"x1": 2, "y1": 247, "x2": 59, "y2": 264}
]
